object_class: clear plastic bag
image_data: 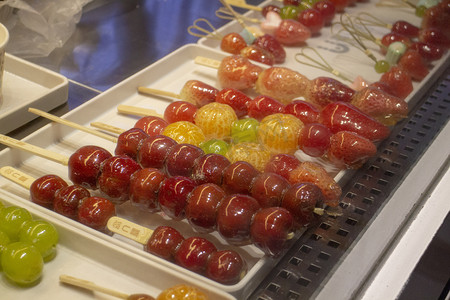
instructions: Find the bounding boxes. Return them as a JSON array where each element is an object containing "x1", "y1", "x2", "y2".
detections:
[{"x1": 0, "y1": 0, "x2": 93, "y2": 58}]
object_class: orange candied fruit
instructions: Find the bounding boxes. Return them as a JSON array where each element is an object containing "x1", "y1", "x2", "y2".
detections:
[
  {"x1": 156, "y1": 284, "x2": 209, "y2": 300},
  {"x1": 258, "y1": 113, "x2": 304, "y2": 154},
  {"x1": 162, "y1": 121, "x2": 206, "y2": 147},
  {"x1": 226, "y1": 142, "x2": 271, "y2": 171},
  {"x1": 194, "y1": 103, "x2": 237, "y2": 140}
]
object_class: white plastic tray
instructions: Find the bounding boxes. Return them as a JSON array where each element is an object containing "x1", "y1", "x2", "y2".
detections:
[
  {"x1": 0, "y1": 53, "x2": 68, "y2": 134},
  {"x1": 0, "y1": 191, "x2": 235, "y2": 300},
  {"x1": 0, "y1": 44, "x2": 303, "y2": 300},
  {"x1": 198, "y1": 0, "x2": 449, "y2": 99}
]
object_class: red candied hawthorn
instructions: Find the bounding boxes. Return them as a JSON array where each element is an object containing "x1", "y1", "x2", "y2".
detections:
[
  {"x1": 129, "y1": 168, "x2": 167, "y2": 213},
  {"x1": 78, "y1": 196, "x2": 116, "y2": 232},
  {"x1": 145, "y1": 226, "x2": 184, "y2": 261},
  {"x1": 97, "y1": 155, "x2": 142, "y2": 204},
  {"x1": 54, "y1": 185, "x2": 90, "y2": 219},
  {"x1": 275, "y1": 19, "x2": 312, "y2": 45},
  {"x1": 216, "y1": 194, "x2": 261, "y2": 245},
  {"x1": 185, "y1": 183, "x2": 226, "y2": 233},
  {"x1": 222, "y1": 161, "x2": 260, "y2": 195},
  {"x1": 380, "y1": 32, "x2": 411, "y2": 55},
  {"x1": 137, "y1": 135, "x2": 177, "y2": 169},
  {"x1": 206, "y1": 250, "x2": 247, "y2": 285},
  {"x1": 289, "y1": 161, "x2": 342, "y2": 207},
  {"x1": 240, "y1": 45, "x2": 275, "y2": 66},
  {"x1": 115, "y1": 128, "x2": 148, "y2": 160},
  {"x1": 281, "y1": 182, "x2": 324, "y2": 228},
  {"x1": 298, "y1": 123, "x2": 332, "y2": 157},
  {"x1": 30, "y1": 175, "x2": 68, "y2": 209},
  {"x1": 250, "y1": 207, "x2": 294, "y2": 257},
  {"x1": 163, "y1": 101, "x2": 197, "y2": 124},
  {"x1": 409, "y1": 42, "x2": 445, "y2": 62},
  {"x1": 174, "y1": 237, "x2": 217, "y2": 273},
  {"x1": 250, "y1": 172, "x2": 290, "y2": 208},
  {"x1": 134, "y1": 115, "x2": 168, "y2": 136},
  {"x1": 158, "y1": 176, "x2": 196, "y2": 221},
  {"x1": 68, "y1": 145, "x2": 112, "y2": 190},
  {"x1": 165, "y1": 144, "x2": 204, "y2": 177},
  {"x1": 314, "y1": 0, "x2": 336, "y2": 25},
  {"x1": 191, "y1": 153, "x2": 231, "y2": 186},
  {"x1": 398, "y1": 49, "x2": 430, "y2": 82},
  {"x1": 297, "y1": 8, "x2": 325, "y2": 35},
  {"x1": 391, "y1": 21, "x2": 419, "y2": 38},
  {"x1": 264, "y1": 153, "x2": 301, "y2": 181}
]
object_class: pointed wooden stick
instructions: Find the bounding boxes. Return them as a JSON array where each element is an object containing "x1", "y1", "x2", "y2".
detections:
[
  {"x1": 90, "y1": 122, "x2": 126, "y2": 135},
  {"x1": 28, "y1": 108, "x2": 118, "y2": 144},
  {"x1": 0, "y1": 134, "x2": 69, "y2": 165},
  {"x1": 137, "y1": 87, "x2": 181, "y2": 100},
  {"x1": 0, "y1": 166, "x2": 35, "y2": 189},
  {"x1": 117, "y1": 105, "x2": 164, "y2": 118},
  {"x1": 60, "y1": 274, "x2": 142, "y2": 300},
  {"x1": 194, "y1": 56, "x2": 221, "y2": 69}
]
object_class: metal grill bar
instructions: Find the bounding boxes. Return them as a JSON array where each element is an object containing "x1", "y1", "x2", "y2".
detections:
[{"x1": 249, "y1": 68, "x2": 450, "y2": 300}]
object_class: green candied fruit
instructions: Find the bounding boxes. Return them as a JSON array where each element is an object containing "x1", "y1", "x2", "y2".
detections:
[
  {"x1": 374, "y1": 60, "x2": 390, "y2": 74},
  {"x1": 0, "y1": 229, "x2": 11, "y2": 270},
  {"x1": 19, "y1": 220, "x2": 59, "y2": 262},
  {"x1": 0, "y1": 206, "x2": 33, "y2": 241},
  {"x1": 231, "y1": 118, "x2": 260, "y2": 144},
  {"x1": 200, "y1": 139, "x2": 230, "y2": 156},
  {"x1": 280, "y1": 5, "x2": 301, "y2": 19}
]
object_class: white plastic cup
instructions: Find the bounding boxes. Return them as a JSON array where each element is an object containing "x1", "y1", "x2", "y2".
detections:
[{"x1": 0, "y1": 23, "x2": 9, "y2": 105}]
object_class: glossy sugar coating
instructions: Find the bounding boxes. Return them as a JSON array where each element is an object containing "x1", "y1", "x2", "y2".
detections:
[
  {"x1": 156, "y1": 284, "x2": 208, "y2": 300},
  {"x1": 255, "y1": 67, "x2": 311, "y2": 104},
  {"x1": 226, "y1": 142, "x2": 271, "y2": 172},
  {"x1": 162, "y1": 121, "x2": 205, "y2": 146},
  {"x1": 258, "y1": 113, "x2": 304, "y2": 155},
  {"x1": 194, "y1": 103, "x2": 237, "y2": 140}
]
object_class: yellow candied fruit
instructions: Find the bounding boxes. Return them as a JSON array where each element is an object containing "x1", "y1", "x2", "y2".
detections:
[
  {"x1": 156, "y1": 284, "x2": 209, "y2": 300},
  {"x1": 226, "y1": 142, "x2": 271, "y2": 172},
  {"x1": 258, "y1": 113, "x2": 303, "y2": 154},
  {"x1": 162, "y1": 121, "x2": 206, "y2": 146},
  {"x1": 194, "y1": 102, "x2": 237, "y2": 140}
]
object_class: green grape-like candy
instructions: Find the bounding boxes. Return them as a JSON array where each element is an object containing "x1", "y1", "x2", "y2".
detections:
[
  {"x1": 200, "y1": 139, "x2": 230, "y2": 156},
  {"x1": 1, "y1": 242, "x2": 44, "y2": 286},
  {"x1": 231, "y1": 118, "x2": 260, "y2": 144},
  {"x1": 280, "y1": 5, "x2": 301, "y2": 19},
  {"x1": 374, "y1": 60, "x2": 390, "y2": 74},
  {"x1": 19, "y1": 220, "x2": 59, "y2": 262},
  {"x1": 0, "y1": 206, "x2": 33, "y2": 241},
  {"x1": 0, "y1": 230, "x2": 11, "y2": 270}
]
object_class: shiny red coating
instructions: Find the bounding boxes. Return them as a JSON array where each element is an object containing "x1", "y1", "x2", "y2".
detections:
[
  {"x1": 158, "y1": 176, "x2": 196, "y2": 220},
  {"x1": 206, "y1": 250, "x2": 247, "y2": 285},
  {"x1": 30, "y1": 175, "x2": 68, "y2": 209},
  {"x1": 264, "y1": 153, "x2": 301, "y2": 180},
  {"x1": 215, "y1": 88, "x2": 251, "y2": 118},
  {"x1": 129, "y1": 168, "x2": 167, "y2": 212},
  {"x1": 163, "y1": 101, "x2": 198, "y2": 124},
  {"x1": 284, "y1": 100, "x2": 320, "y2": 124},
  {"x1": 252, "y1": 34, "x2": 286, "y2": 64},
  {"x1": 298, "y1": 123, "x2": 332, "y2": 157},
  {"x1": 191, "y1": 153, "x2": 231, "y2": 186},
  {"x1": 77, "y1": 196, "x2": 116, "y2": 232},
  {"x1": 250, "y1": 207, "x2": 294, "y2": 257},
  {"x1": 174, "y1": 237, "x2": 217, "y2": 273},
  {"x1": 165, "y1": 144, "x2": 204, "y2": 177},
  {"x1": 115, "y1": 128, "x2": 148, "y2": 160},
  {"x1": 145, "y1": 226, "x2": 184, "y2": 261},
  {"x1": 247, "y1": 95, "x2": 285, "y2": 121},
  {"x1": 222, "y1": 161, "x2": 260, "y2": 195},
  {"x1": 250, "y1": 172, "x2": 290, "y2": 208},
  {"x1": 137, "y1": 135, "x2": 177, "y2": 169},
  {"x1": 54, "y1": 185, "x2": 90, "y2": 219},
  {"x1": 220, "y1": 32, "x2": 247, "y2": 55},
  {"x1": 68, "y1": 145, "x2": 112, "y2": 190}
]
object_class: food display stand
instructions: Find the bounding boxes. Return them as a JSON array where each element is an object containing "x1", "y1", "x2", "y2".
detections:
[{"x1": 0, "y1": 0, "x2": 448, "y2": 299}]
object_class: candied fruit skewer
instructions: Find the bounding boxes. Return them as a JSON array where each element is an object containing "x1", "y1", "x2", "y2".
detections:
[
  {"x1": 107, "y1": 216, "x2": 247, "y2": 285},
  {"x1": 0, "y1": 166, "x2": 116, "y2": 232},
  {"x1": 117, "y1": 105, "x2": 164, "y2": 118}
]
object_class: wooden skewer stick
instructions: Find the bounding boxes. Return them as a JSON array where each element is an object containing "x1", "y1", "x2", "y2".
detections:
[
  {"x1": 90, "y1": 122, "x2": 126, "y2": 135},
  {"x1": 107, "y1": 216, "x2": 154, "y2": 245},
  {"x1": 117, "y1": 105, "x2": 164, "y2": 118},
  {"x1": 28, "y1": 108, "x2": 118, "y2": 144},
  {"x1": 60, "y1": 274, "x2": 156, "y2": 300},
  {"x1": 194, "y1": 56, "x2": 221, "y2": 69},
  {"x1": 0, "y1": 166, "x2": 35, "y2": 189},
  {"x1": 225, "y1": 0, "x2": 262, "y2": 11},
  {"x1": 0, "y1": 134, "x2": 69, "y2": 166},
  {"x1": 137, "y1": 86, "x2": 181, "y2": 100}
]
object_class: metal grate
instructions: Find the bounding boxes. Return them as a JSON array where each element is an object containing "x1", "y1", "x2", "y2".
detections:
[{"x1": 249, "y1": 68, "x2": 450, "y2": 300}]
